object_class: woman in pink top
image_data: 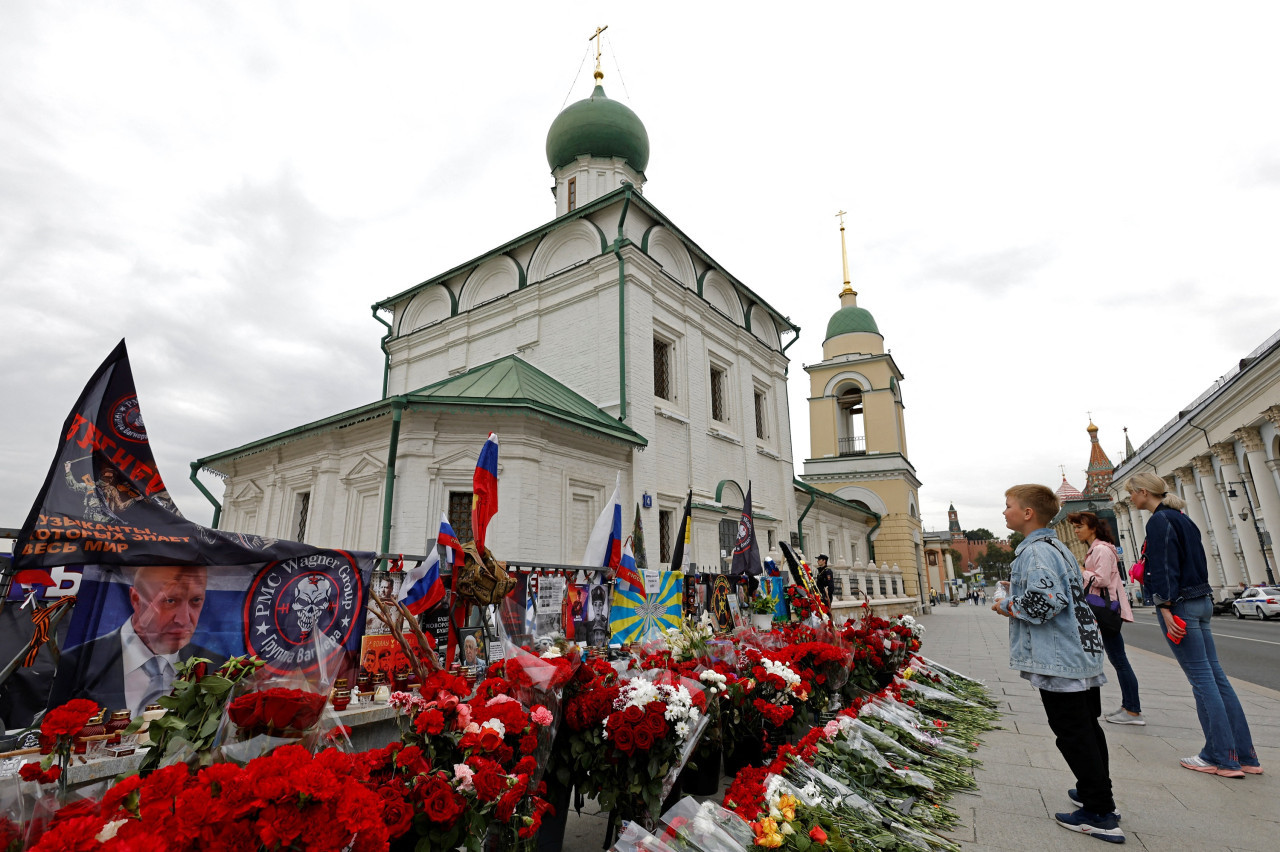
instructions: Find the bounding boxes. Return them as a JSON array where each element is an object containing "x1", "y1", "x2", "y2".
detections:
[{"x1": 1072, "y1": 511, "x2": 1144, "y2": 725}]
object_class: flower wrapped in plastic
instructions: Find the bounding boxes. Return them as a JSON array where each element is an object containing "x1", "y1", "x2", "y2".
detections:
[
  {"x1": 656, "y1": 797, "x2": 753, "y2": 852},
  {"x1": 595, "y1": 673, "x2": 709, "y2": 828},
  {"x1": 216, "y1": 667, "x2": 331, "y2": 764}
]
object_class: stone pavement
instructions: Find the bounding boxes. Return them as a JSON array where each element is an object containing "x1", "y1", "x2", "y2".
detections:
[
  {"x1": 560, "y1": 603, "x2": 1280, "y2": 850},
  {"x1": 931, "y1": 602, "x2": 1280, "y2": 851}
]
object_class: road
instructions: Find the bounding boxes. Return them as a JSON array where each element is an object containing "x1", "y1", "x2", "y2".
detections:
[{"x1": 1121, "y1": 604, "x2": 1280, "y2": 692}]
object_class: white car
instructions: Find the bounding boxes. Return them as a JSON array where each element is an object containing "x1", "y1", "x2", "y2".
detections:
[{"x1": 1232, "y1": 586, "x2": 1280, "y2": 620}]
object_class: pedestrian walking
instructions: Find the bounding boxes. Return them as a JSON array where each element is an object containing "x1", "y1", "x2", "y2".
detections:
[
  {"x1": 1125, "y1": 471, "x2": 1262, "y2": 778},
  {"x1": 993, "y1": 484, "x2": 1121, "y2": 843},
  {"x1": 1071, "y1": 511, "x2": 1144, "y2": 726}
]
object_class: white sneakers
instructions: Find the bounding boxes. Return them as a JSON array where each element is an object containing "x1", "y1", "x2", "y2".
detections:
[{"x1": 1104, "y1": 709, "x2": 1146, "y2": 726}]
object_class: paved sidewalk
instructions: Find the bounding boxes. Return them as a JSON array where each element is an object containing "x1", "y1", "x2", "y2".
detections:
[{"x1": 930, "y1": 602, "x2": 1280, "y2": 851}]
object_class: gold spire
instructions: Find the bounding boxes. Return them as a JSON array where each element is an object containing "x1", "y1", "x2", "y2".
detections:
[
  {"x1": 590, "y1": 25, "x2": 608, "y2": 83},
  {"x1": 836, "y1": 210, "x2": 855, "y2": 297}
]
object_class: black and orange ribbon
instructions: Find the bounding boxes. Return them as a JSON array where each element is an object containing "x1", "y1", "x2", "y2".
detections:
[{"x1": 23, "y1": 597, "x2": 76, "y2": 667}]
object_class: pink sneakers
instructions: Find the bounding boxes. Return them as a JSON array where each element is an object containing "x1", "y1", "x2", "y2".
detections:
[{"x1": 1181, "y1": 756, "x2": 1245, "y2": 778}]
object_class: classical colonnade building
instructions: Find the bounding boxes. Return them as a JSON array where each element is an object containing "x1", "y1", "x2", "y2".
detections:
[{"x1": 1109, "y1": 331, "x2": 1280, "y2": 593}]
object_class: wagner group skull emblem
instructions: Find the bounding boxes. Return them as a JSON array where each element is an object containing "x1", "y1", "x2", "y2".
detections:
[{"x1": 291, "y1": 574, "x2": 335, "y2": 637}]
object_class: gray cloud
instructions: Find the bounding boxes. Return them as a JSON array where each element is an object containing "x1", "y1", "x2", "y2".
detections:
[{"x1": 918, "y1": 245, "x2": 1055, "y2": 295}]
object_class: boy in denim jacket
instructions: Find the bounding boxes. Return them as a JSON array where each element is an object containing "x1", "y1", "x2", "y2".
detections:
[{"x1": 992, "y1": 484, "x2": 1122, "y2": 844}]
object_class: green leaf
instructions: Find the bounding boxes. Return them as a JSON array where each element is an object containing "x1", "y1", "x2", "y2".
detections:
[
  {"x1": 199, "y1": 676, "x2": 234, "y2": 696},
  {"x1": 198, "y1": 713, "x2": 221, "y2": 739}
]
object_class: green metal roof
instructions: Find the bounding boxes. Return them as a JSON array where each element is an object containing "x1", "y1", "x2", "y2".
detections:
[
  {"x1": 793, "y1": 479, "x2": 882, "y2": 520},
  {"x1": 198, "y1": 356, "x2": 645, "y2": 471},
  {"x1": 824, "y1": 305, "x2": 881, "y2": 340},
  {"x1": 405, "y1": 355, "x2": 646, "y2": 447},
  {"x1": 546, "y1": 85, "x2": 649, "y2": 173}
]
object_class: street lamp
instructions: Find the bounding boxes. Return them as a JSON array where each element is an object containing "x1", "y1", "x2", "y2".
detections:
[{"x1": 1226, "y1": 480, "x2": 1276, "y2": 585}]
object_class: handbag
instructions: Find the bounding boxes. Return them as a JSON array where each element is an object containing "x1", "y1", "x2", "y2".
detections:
[
  {"x1": 1128, "y1": 559, "x2": 1145, "y2": 585},
  {"x1": 1084, "y1": 577, "x2": 1123, "y2": 636},
  {"x1": 455, "y1": 540, "x2": 516, "y2": 605}
]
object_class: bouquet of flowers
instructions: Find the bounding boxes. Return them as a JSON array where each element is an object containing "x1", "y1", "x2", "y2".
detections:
[
  {"x1": 385, "y1": 667, "x2": 555, "y2": 849},
  {"x1": 134, "y1": 655, "x2": 264, "y2": 772},
  {"x1": 784, "y1": 586, "x2": 821, "y2": 622},
  {"x1": 596, "y1": 676, "x2": 707, "y2": 827}
]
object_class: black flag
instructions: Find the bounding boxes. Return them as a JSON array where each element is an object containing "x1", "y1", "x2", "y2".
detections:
[
  {"x1": 730, "y1": 483, "x2": 762, "y2": 577},
  {"x1": 14, "y1": 340, "x2": 319, "y2": 568},
  {"x1": 669, "y1": 489, "x2": 692, "y2": 573}
]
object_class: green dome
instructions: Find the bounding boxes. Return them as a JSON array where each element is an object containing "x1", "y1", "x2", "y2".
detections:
[
  {"x1": 825, "y1": 305, "x2": 881, "y2": 340},
  {"x1": 546, "y1": 85, "x2": 649, "y2": 173}
]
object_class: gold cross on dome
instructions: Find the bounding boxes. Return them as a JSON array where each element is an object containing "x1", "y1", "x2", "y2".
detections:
[
  {"x1": 590, "y1": 25, "x2": 609, "y2": 58},
  {"x1": 836, "y1": 209, "x2": 847, "y2": 228},
  {"x1": 590, "y1": 25, "x2": 609, "y2": 81}
]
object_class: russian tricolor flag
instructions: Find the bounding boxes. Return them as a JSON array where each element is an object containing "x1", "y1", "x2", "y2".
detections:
[
  {"x1": 399, "y1": 514, "x2": 463, "y2": 615},
  {"x1": 581, "y1": 474, "x2": 644, "y2": 594},
  {"x1": 471, "y1": 433, "x2": 499, "y2": 552}
]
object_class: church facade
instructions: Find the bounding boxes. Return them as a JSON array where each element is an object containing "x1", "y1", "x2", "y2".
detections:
[{"x1": 196, "y1": 66, "x2": 917, "y2": 611}]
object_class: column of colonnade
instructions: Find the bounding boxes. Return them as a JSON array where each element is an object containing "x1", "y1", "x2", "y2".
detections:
[
  {"x1": 1173, "y1": 466, "x2": 1224, "y2": 588},
  {"x1": 1212, "y1": 441, "x2": 1268, "y2": 585},
  {"x1": 1193, "y1": 453, "x2": 1246, "y2": 589}
]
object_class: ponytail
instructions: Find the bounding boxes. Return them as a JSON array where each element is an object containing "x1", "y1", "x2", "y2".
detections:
[{"x1": 1126, "y1": 470, "x2": 1186, "y2": 510}]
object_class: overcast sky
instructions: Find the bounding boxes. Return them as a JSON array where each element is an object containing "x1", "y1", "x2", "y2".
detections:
[{"x1": 4, "y1": 2, "x2": 1279, "y2": 549}]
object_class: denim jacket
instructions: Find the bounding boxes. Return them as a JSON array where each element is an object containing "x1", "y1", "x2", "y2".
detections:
[
  {"x1": 995, "y1": 528, "x2": 1105, "y2": 678},
  {"x1": 1142, "y1": 503, "x2": 1213, "y2": 604}
]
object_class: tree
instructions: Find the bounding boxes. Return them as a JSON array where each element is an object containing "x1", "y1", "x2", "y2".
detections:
[
  {"x1": 976, "y1": 541, "x2": 1014, "y2": 582},
  {"x1": 1008, "y1": 532, "x2": 1025, "y2": 551},
  {"x1": 965, "y1": 528, "x2": 994, "y2": 542}
]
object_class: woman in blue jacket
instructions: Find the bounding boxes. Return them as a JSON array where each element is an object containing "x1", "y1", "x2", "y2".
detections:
[{"x1": 1126, "y1": 471, "x2": 1261, "y2": 778}]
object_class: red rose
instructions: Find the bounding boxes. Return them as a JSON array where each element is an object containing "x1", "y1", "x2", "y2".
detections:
[
  {"x1": 623, "y1": 705, "x2": 645, "y2": 726},
  {"x1": 610, "y1": 725, "x2": 635, "y2": 755},
  {"x1": 644, "y1": 711, "x2": 667, "y2": 737},
  {"x1": 227, "y1": 692, "x2": 263, "y2": 729},
  {"x1": 478, "y1": 727, "x2": 504, "y2": 752},
  {"x1": 633, "y1": 726, "x2": 654, "y2": 752},
  {"x1": 414, "y1": 775, "x2": 463, "y2": 828},
  {"x1": 809, "y1": 826, "x2": 828, "y2": 844},
  {"x1": 383, "y1": 798, "x2": 414, "y2": 838}
]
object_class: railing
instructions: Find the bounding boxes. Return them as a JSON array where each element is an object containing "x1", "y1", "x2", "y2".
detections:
[{"x1": 838, "y1": 436, "x2": 866, "y2": 456}]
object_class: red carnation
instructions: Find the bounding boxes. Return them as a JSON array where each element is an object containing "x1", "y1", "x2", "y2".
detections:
[
  {"x1": 472, "y1": 765, "x2": 509, "y2": 803},
  {"x1": 519, "y1": 734, "x2": 539, "y2": 755},
  {"x1": 40, "y1": 698, "x2": 98, "y2": 738},
  {"x1": 415, "y1": 709, "x2": 446, "y2": 736}
]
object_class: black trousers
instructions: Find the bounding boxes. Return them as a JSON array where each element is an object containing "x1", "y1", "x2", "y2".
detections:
[{"x1": 1039, "y1": 686, "x2": 1115, "y2": 815}]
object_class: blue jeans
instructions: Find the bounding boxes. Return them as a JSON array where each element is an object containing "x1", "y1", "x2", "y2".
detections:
[
  {"x1": 1101, "y1": 629, "x2": 1141, "y2": 714},
  {"x1": 1160, "y1": 595, "x2": 1258, "y2": 769}
]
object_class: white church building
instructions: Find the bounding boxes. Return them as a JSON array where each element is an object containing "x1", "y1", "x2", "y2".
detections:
[{"x1": 196, "y1": 63, "x2": 920, "y2": 611}]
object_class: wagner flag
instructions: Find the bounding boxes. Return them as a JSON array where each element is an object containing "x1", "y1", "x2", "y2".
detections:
[
  {"x1": 730, "y1": 482, "x2": 762, "y2": 577},
  {"x1": 16, "y1": 341, "x2": 376, "y2": 715}
]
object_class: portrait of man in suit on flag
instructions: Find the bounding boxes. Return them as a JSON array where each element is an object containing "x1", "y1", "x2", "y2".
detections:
[{"x1": 48, "y1": 564, "x2": 225, "y2": 716}]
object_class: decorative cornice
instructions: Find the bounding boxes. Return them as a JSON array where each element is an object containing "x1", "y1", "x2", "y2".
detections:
[{"x1": 1233, "y1": 425, "x2": 1265, "y2": 454}]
